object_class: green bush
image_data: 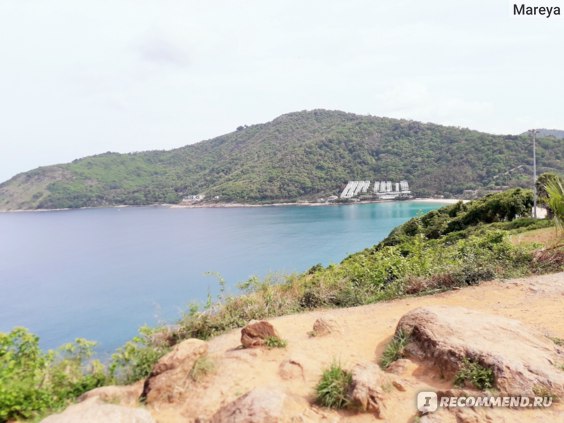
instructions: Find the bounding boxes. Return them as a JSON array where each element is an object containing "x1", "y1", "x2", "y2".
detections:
[
  {"x1": 315, "y1": 362, "x2": 353, "y2": 409},
  {"x1": 109, "y1": 326, "x2": 170, "y2": 385},
  {"x1": 382, "y1": 189, "x2": 534, "y2": 245},
  {"x1": 0, "y1": 328, "x2": 106, "y2": 422}
]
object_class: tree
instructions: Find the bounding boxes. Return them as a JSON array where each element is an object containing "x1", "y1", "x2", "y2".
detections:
[
  {"x1": 545, "y1": 177, "x2": 564, "y2": 232},
  {"x1": 538, "y1": 172, "x2": 564, "y2": 219}
]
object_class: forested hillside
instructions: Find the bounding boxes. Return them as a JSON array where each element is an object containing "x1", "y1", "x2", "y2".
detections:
[
  {"x1": 535, "y1": 129, "x2": 564, "y2": 140},
  {"x1": 1, "y1": 110, "x2": 562, "y2": 210}
]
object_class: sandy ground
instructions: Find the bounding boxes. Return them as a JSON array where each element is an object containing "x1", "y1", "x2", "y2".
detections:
[{"x1": 149, "y1": 272, "x2": 564, "y2": 422}]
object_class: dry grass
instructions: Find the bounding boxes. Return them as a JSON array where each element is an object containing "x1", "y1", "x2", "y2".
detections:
[
  {"x1": 189, "y1": 356, "x2": 216, "y2": 382},
  {"x1": 510, "y1": 227, "x2": 563, "y2": 248}
]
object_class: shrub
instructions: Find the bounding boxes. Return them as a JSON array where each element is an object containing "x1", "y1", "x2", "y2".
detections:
[
  {"x1": 0, "y1": 328, "x2": 106, "y2": 422},
  {"x1": 545, "y1": 178, "x2": 564, "y2": 231},
  {"x1": 315, "y1": 362, "x2": 353, "y2": 409},
  {"x1": 454, "y1": 358, "x2": 494, "y2": 390},
  {"x1": 109, "y1": 326, "x2": 170, "y2": 384},
  {"x1": 379, "y1": 330, "x2": 410, "y2": 369}
]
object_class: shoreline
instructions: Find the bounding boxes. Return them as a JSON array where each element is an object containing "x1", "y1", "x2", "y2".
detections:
[
  {"x1": 168, "y1": 197, "x2": 463, "y2": 209},
  {"x1": 0, "y1": 198, "x2": 462, "y2": 214}
]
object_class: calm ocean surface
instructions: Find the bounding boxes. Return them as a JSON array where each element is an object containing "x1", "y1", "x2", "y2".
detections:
[{"x1": 0, "y1": 201, "x2": 447, "y2": 352}]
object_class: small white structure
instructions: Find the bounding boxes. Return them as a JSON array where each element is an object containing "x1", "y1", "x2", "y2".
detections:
[
  {"x1": 182, "y1": 194, "x2": 206, "y2": 202},
  {"x1": 532, "y1": 206, "x2": 548, "y2": 219},
  {"x1": 340, "y1": 179, "x2": 412, "y2": 200}
]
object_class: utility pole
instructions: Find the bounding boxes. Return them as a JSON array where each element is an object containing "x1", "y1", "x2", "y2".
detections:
[{"x1": 530, "y1": 129, "x2": 538, "y2": 218}]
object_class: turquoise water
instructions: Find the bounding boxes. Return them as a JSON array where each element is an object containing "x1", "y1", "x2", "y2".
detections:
[{"x1": 0, "y1": 201, "x2": 447, "y2": 352}]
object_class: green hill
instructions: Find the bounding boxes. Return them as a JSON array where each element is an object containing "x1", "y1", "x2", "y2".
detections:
[
  {"x1": 1, "y1": 110, "x2": 562, "y2": 210},
  {"x1": 534, "y1": 129, "x2": 564, "y2": 140}
]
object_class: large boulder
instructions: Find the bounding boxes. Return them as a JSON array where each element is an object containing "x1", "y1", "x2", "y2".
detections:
[
  {"x1": 209, "y1": 387, "x2": 310, "y2": 423},
  {"x1": 141, "y1": 338, "x2": 208, "y2": 404},
  {"x1": 396, "y1": 306, "x2": 564, "y2": 396},
  {"x1": 40, "y1": 398, "x2": 155, "y2": 423},
  {"x1": 78, "y1": 380, "x2": 144, "y2": 407},
  {"x1": 241, "y1": 320, "x2": 278, "y2": 348}
]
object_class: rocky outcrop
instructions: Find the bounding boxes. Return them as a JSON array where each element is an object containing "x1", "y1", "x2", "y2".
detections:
[
  {"x1": 209, "y1": 387, "x2": 311, "y2": 422},
  {"x1": 141, "y1": 338, "x2": 208, "y2": 404},
  {"x1": 40, "y1": 398, "x2": 155, "y2": 423},
  {"x1": 241, "y1": 320, "x2": 278, "y2": 348},
  {"x1": 396, "y1": 306, "x2": 564, "y2": 396},
  {"x1": 347, "y1": 362, "x2": 387, "y2": 417},
  {"x1": 78, "y1": 380, "x2": 144, "y2": 407}
]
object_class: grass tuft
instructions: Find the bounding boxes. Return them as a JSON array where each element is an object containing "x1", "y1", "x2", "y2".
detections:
[
  {"x1": 264, "y1": 336, "x2": 287, "y2": 349},
  {"x1": 533, "y1": 385, "x2": 560, "y2": 402},
  {"x1": 379, "y1": 330, "x2": 410, "y2": 369},
  {"x1": 315, "y1": 362, "x2": 353, "y2": 409},
  {"x1": 189, "y1": 356, "x2": 216, "y2": 382}
]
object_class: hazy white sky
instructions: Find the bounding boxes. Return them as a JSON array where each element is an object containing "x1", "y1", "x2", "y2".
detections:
[{"x1": 0, "y1": 0, "x2": 562, "y2": 182}]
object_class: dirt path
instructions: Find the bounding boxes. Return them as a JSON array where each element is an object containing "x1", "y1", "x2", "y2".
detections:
[{"x1": 151, "y1": 272, "x2": 564, "y2": 422}]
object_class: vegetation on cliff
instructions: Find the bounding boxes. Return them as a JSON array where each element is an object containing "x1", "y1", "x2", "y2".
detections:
[{"x1": 1, "y1": 110, "x2": 563, "y2": 210}]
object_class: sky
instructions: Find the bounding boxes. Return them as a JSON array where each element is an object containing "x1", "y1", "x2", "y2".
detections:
[{"x1": 0, "y1": 0, "x2": 563, "y2": 182}]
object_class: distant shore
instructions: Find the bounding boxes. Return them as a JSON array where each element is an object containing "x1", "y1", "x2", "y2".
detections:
[
  {"x1": 0, "y1": 198, "x2": 463, "y2": 213},
  {"x1": 168, "y1": 198, "x2": 463, "y2": 209}
]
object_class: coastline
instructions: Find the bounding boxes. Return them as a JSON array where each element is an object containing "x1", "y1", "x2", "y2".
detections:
[
  {"x1": 167, "y1": 197, "x2": 463, "y2": 209},
  {"x1": 0, "y1": 198, "x2": 462, "y2": 213}
]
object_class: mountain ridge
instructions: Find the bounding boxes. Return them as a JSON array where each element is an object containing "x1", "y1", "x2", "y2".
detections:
[{"x1": 1, "y1": 109, "x2": 562, "y2": 210}]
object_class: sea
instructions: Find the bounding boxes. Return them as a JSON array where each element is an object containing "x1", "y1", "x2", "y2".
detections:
[{"x1": 0, "y1": 201, "x2": 449, "y2": 353}]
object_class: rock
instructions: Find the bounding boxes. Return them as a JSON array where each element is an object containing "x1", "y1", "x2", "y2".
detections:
[
  {"x1": 141, "y1": 338, "x2": 208, "y2": 404},
  {"x1": 79, "y1": 380, "x2": 144, "y2": 406},
  {"x1": 278, "y1": 359, "x2": 304, "y2": 380},
  {"x1": 209, "y1": 387, "x2": 309, "y2": 422},
  {"x1": 396, "y1": 306, "x2": 564, "y2": 397},
  {"x1": 241, "y1": 320, "x2": 278, "y2": 348},
  {"x1": 348, "y1": 362, "x2": 386, "y2": 417},
  {"x1": 40, "y1": 397, "x2": 155, "y2": 423},
  {"x1": 311, "y1": 316, "x2": 341, "y2": 336}
]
